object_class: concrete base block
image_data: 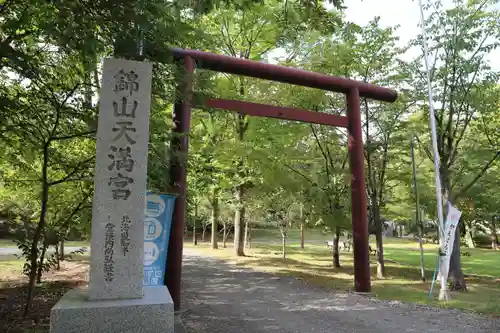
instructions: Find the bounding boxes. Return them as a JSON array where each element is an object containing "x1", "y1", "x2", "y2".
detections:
[{"x1": 50, "y1": 286, "x2": 174, "y2": 333}]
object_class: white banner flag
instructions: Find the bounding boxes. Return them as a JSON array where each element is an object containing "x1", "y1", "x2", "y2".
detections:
[{"x1": 439, "y1": 202, "x2": 462, "y2": 284}]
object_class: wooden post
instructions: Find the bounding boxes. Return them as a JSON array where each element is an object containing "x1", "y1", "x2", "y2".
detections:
[
  {"x1": 165, "y1": 56, "x2": 194, "y2": 311},
  {"x1": 347, "y1": 88, "x2": 371, "y2": 293}
]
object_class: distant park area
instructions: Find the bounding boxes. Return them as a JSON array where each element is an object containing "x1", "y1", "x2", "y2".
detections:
[
  {"x1": 184, "y1": 228, "x2": 500, "y2": 315},
  {"x1": 1, "y1": 225, "x2": 499, "y2": 332}
]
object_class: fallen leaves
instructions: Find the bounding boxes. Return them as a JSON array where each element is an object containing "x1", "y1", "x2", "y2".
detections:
[{"x1": 0, "y1": 260, "x2": 88, "y2": 333}]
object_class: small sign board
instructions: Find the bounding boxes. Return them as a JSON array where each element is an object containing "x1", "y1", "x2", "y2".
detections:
[{"x1": 143, "y1": 192, "x2": 175, "y2": 286}]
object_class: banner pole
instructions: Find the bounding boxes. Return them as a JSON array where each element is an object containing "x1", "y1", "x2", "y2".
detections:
[
  {"x1": 417, "y1": 0, "x2": 448, "y2": 300},
  {"x1": 429, "y1": 251, "x2": 440, "y2": 297}
]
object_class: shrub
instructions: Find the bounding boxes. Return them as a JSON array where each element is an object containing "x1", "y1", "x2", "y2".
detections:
[{"x1": 472, "y1": 234, "x2": 493, "y2": 248}]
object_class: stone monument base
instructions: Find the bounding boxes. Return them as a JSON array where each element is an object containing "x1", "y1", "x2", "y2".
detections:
[{"x1": 50, "y1": 286, "x2": 174, "y2": 333}]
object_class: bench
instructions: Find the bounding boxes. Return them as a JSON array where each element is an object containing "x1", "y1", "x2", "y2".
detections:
[{"x1": 326, "y1": 240, "x2": 352, "y2": 251}]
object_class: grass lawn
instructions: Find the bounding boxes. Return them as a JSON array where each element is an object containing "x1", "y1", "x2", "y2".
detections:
[
  {"x1": 0, "y1": 238, "x2": 90, "y2": 248},
  {"x1": 0, "y1": 238, "x2": 18, "y2": 248},
  {"x1": 251, "y1": 228, "x2": 332, "y2": 242},
  {"x1": 0, "y1": 255, "x2": 24, "y2": 284},
  {"x1": 62, "y1": 240, "x2": 90, "y2": 248},
  {"x1": 186, "y1": 231, "x2": 500, "y2": 316}
]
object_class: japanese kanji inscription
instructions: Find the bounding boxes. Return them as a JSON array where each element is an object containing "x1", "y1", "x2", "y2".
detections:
[{"x1": 89, "y1": 59, "x2": 152, "y2": 301}]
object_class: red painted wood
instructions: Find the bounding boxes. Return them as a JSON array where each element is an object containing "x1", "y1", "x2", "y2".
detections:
[
  {"x1": 346, "y1": 88, "x2": 371, "y2": 293},
  {"x1": 166, "y1": 56, "x2": 194, "y2": 311},
  {"x1": 170, "y1": 48, "x2": 397, "y2": 103},
  {"x1": 203, "y1": 98, "x2": 348, "y2": 127}
]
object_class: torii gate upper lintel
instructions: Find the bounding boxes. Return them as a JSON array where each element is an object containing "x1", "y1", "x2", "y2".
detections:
[{"x1": 164, "y1": 48, "x2": 398, "y2": 311}]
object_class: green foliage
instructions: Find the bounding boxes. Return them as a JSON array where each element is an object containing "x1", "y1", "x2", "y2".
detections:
[{"x1": 471, "y1": 234, "x2": 493, "y2": 248}]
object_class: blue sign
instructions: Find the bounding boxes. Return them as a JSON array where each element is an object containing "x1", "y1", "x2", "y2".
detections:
[{"x1": 143, "y1": 192, "x2": 176, "y2": 286}]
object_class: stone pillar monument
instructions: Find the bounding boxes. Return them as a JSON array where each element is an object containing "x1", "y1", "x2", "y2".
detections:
[{"x1": 50, "y1": 59, "x2": 174, "y2": 333}]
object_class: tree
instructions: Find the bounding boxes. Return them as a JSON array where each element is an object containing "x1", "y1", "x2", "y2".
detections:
[
  {"x1": 1, "y1": 54, "x2": 96, "y2": 315},
  {"x1": 285, "y1": 18, "x2": 411, "y2": 276},
  {"x1": 264, "y1": 188, "x2": 300, "y2": 259},
  {"x1": 186, "y1": 151, "x2": 209, "y2": 245},
  {"x1": 410, "y1": 0, "x2": 500, "y2": 291},
  {"x1": 199, "y1": 2, "x2": 288, "y2": 256},
  {"x1": 337, "y1": 19, "x2": 410, "y2": 278},
  {"x1": 196, "y1": 0, "x2": 343, "y2": 256},
  {"x1": 308, "y1": 125, "x2": 351, "y2": 268}
]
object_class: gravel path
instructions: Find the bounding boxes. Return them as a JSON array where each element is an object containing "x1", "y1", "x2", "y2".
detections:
[{"x1": 180, "y1": 248, "x2": 498, "y2": 333}]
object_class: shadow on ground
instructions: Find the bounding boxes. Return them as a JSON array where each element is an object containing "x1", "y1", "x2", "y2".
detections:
[
  {"x1": 180, "y1": 251, "x2": 498, "y2": 333},
  {"x1": 0, "y1": 280, "x2": 86, "y2": 333},
  {"x1": 0, "y1": 258, "x2": 88, "y2": 333}
]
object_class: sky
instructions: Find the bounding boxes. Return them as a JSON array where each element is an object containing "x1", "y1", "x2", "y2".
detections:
[{"x1": 342, "y1": 0, "x2": 500, "y2": 70}]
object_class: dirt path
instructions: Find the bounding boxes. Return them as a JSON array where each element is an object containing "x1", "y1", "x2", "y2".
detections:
[{"x1": 180, "y1": 248, "x2": 498, "y2": 333}]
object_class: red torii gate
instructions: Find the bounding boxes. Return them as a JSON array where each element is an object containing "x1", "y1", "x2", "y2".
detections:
[{"x1": 164, "y1": 48, "x2": 397, "y2": 311}]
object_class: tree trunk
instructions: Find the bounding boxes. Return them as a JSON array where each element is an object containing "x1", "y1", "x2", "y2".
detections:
[
  {"x1": 418, "y1": 225, "x2": 425, "y2": 282},
  {"x1": 372, "y1": 204, "x2": 385, "y2": 278},
  {"x1": 233, "y1": 185, "x2": 245, "y2": 256},
  {"x1": 55, "y1": 243, "x2": 60, "y2": 270},
  {"x1": 243, "y1": 219, "x2": 248, "y2": 249},
  {"x1": 24, "y1": 144, "x2": 50, "y2": 318},
  {"x1": 442, "y1": 168, "x2": 467, "y2": 291},
  {"x1": 448, "y1": 222, "x2": 467, "y2": 291},
  {"x1": 222, "y1": 221, "x2": 227, "y2": 248},
  {"x1": 23, "y1": 219, "x2": 30, "y2": 238},
  {"x1": 83, "y1": 58, "x2": 93, "y2": 110},
  {"x1": 202, "y1": 224, "x2": 207, "y2": 243},
  {"x1": 234, "y1": 79, "x2": 248, "y2": 257},
  {"x1": 93, "y1": 65, "x2": 100, "y2": 91},
  {"x1": 211, "y1": 190, "x2": 218, "y2": 250},
  {"x1": 36, "y1": 240, "x2": 48, "y2": 284},
  {"x1": 193, "y1": 202, "x2": 198, "y2": 245},
  {"x1": 333, "y1": 226, "x2": 341, "y2": 268},
  {"x1": 193, "y1": 223, "x2": 197, "y2": 245},
  {"x1": 248, "y1": 223, "x2": 252, "y2": 249},
  {"x1": 300, "y1": 223, "x2": 305, "y2": 249},
  {"x1": 281, "y1": 232, "x2": 286, "y2": 260},
  {"x1": 244, "y1": 222, "x2": 252, "y2": 249},
  {"x1": 464, "y1": 221, "x2": 475, "y2": 248},
  {"x1": 415, "y1": 180, "x2": 425, "y2": 281},
  {"x1": 489, "y1": 218, "x2": 498, "y2": 249},
  {"x1": 59, "y1": 239, "x2": 65, "y2": 261}
]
